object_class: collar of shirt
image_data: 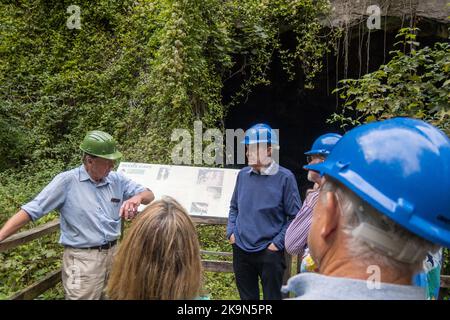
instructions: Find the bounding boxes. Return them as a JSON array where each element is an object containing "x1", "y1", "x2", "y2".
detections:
[
  {"x1": 248, "y1": 160, "x2": 278, "y2": 176},
  {"x1": 282, "y1": 272, "x2": 426, "y2": 300},
  {"x1": 78, "y1": 165, "x2": 111, "y2": 186}
]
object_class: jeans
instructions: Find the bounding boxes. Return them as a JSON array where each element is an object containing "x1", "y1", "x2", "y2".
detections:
[{"x1": 232, "y1": 243, "x2": 286, "y2": 300}]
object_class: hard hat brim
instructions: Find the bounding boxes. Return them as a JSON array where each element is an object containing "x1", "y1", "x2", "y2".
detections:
[
  {"x1": 80, "y1": 147, "x2": 122, "y2": 161},
  {"x1": 96, "y1": 151, "x2": 123, "y2": 160},
  {"x1": 305, "y1": 149, "x2": 330, "y2": 156},
  {"x1": 305, "y1": 160, "x2": 450, "y2": 248},
  {"x1": 304, "y1": 162, "x2": 325, "y2": 174},
  {"x1": 240, "y1": 139, "x2": 278, "y2": 145}
]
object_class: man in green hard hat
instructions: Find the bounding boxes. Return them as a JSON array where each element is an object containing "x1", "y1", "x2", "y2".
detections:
[{"x1": 0, "y1": 130, "x2": 154, "y2": 299}]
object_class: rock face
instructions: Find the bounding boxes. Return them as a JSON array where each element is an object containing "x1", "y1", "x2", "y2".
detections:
[{"x1": 328, "y1": 0, "x2": 449, "y2": 27}]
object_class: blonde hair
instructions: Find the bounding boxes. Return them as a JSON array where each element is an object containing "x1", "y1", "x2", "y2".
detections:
[{"x1": 106, "y1": 196, "x2": 202, "y2": 299}]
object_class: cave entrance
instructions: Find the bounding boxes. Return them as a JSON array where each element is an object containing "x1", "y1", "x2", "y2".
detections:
[{"x1": 223, "y1": 20, "x2": 447, "y2": 196}]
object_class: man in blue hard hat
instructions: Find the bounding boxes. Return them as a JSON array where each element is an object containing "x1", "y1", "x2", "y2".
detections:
[
  {"x1": 283, "y1": 118, "x2": 449, "y2": 299},
  {"x1": 285, "y1": 133, "x2": 342, "y2": 270},
  {"x1": 285, "y1": 133, "x2": 342, "y2": 255},
  {"x1": 226, "y1": 123, "x2": 302, "y2": 300}
]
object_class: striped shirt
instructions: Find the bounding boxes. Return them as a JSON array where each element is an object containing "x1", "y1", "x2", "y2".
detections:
[{"x1": 285, "y1": 189, "x2": 320, "y2": 255}]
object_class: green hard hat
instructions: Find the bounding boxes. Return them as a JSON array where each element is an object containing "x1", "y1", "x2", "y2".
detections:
[{"x1": 79, "y1": 130, "x2": 123, "y2": 160}]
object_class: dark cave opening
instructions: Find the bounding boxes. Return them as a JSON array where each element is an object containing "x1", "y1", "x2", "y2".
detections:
[{"x1": 222, "y1": 20, "x2": 448, "y2": 197}]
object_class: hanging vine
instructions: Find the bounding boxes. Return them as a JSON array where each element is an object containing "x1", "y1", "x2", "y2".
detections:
[{"x1": 330, "y1": 27, "x2": 450, "y2": 135}]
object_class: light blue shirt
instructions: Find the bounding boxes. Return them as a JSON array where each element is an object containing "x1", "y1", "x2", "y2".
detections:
[
  {"x1": 22, "y1": 165, "x2": 147, "y2": 248},
  {"x1": 282, "y1": 273, "x2": 426, "y2": 300}
]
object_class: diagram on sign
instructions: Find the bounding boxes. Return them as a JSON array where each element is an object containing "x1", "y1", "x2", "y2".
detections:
[{"x1": 117, "y1": 163, "x2": 239, "y2": 218}]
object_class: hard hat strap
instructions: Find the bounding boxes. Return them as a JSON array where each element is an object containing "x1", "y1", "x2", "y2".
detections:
[{"x1": 351, "y1": 222, "x2": 425, "y2": 264}]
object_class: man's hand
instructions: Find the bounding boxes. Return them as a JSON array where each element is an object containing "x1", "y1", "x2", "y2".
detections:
[
  {"x1": 229, "y1": 234, "x2": 235, "y2": 244},
  {"x1": 267, "y1": 243, "x2": 279, "y2": 251},
  {"x1": 120, "y1": 195, "x2": 142, "y2": 220},
  {"x1": 120, "y1": 190, "x2": 154, "y2": 220}
]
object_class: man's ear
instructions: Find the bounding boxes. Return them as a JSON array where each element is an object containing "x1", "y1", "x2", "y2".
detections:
[
  {"x1": 86, "y1": 156, "x2": 94, "y2": 165},
  {"x1": 320, "y1": 191, "x2": 340, "y2": 239}
]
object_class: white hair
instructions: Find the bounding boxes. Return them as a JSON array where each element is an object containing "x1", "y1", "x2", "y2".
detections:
[{"x1": 320, "y1": 177, "x2": 439, "y2": 274}]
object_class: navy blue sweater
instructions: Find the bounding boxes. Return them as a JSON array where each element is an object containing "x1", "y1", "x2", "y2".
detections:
[{"x1": 226, "y1": 164, "x2": 302, "y2": 252}]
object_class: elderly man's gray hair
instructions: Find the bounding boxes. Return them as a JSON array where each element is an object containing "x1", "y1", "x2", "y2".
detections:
[{"x1": 320, "y1": 177, "x2": 439, "y2": 274}]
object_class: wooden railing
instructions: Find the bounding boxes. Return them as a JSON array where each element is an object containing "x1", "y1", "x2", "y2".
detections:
[
  {"x1": 1, "y1": 218, "x2": 448, "y2": 300},
  {"x1": 0, "y1": 219, "x2": 60, "y2": 252},
  {"x1": 0, "y1": 216, "x2": 290, "y2": 300}
]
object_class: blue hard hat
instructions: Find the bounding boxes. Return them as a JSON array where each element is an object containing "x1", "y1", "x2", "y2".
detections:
[
  {"x1": 241, "y1": 123, "x2": 279, "y2": 145},
  {"x1": 305, "y1": 117, "x2": 450, "y2": 248},
  {"x1": 305, "y1": 133, "x2": 342, "y2": 156}
]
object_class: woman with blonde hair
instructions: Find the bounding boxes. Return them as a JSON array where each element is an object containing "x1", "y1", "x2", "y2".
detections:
[{"x1": 106, "y1": 196, "x2": 203, "y2": 299}]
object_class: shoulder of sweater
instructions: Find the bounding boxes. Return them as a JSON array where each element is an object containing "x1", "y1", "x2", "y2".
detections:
[
  {"x1": 238, "y1": 166, "x2": 252, "y2": 174},
  {"x1": 276, "y1": 165, "x2": 295, "y2": 177}
]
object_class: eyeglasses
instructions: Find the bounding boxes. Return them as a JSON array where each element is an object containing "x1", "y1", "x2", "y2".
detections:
[{"x1": 306, "y1": 155, "x2": 325, "y2": 164}]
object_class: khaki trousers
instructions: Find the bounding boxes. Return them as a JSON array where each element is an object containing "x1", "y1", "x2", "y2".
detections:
[{"x1": 62, "y1": 246, "x2": 117, "y2": 300}]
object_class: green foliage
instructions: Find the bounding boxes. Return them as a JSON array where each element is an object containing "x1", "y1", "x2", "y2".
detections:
[
  {"x1": 197, "y1": 225, "x2": 239, "y2": 299},
  {"x1": 330, "y1": 28, "x2": 450, "y2": 135},
  {"x1": 0, "y1": 232, "x2": 62, "y2": 299},
  {"x1": 0, "y1": 0, "x2": 334, "y2": 299},
  {"x1": 0, "y1": 160, "x2": 65, "y2": 299},
  {"x1": 0, "y1": 105, "x2": 29, "y2": 171},
  {"x1": 442, "y1": 248, "x2": 450, "y2": 300},
  {"x1": 0, "y1": 0, "x2": 333, "y2": 169}
]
